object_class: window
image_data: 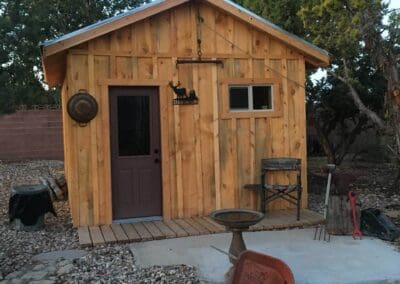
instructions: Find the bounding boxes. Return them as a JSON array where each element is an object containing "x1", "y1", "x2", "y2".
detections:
[
  {"x1": 229, "y1": 85, "x2": 272, "y2": 111},
  {"x1": 117, "y1": 95, "x2": 150, "y2": 156}
]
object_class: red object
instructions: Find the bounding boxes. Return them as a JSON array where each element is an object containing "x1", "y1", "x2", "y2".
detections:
[
  {"x1": 348, "y1": 191, "x2": 362, "y2": 240},
  {"x1": 232, "y1": 250, "x2": 295, "y2": 284}
]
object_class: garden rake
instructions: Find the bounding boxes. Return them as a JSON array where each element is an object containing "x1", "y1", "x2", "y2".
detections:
[{"x1": 314, "y1": 164, "x2": 336, "y2": 241}]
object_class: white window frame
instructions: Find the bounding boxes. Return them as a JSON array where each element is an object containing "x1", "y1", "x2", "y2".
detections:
[{"x1": 228, "y1": 84, "x2": 274, "y2": 112}]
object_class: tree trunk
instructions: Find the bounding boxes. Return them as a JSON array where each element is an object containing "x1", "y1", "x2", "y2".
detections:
[
  {"x1": 310, "y1": 105, "x2": 337, "y2": 164},
  {"x1": 360, "y1": 10, "x2": 400, "y2": 190},
  {"x1": 327, "y1": 195, "x2": 361, "y2": 235}
]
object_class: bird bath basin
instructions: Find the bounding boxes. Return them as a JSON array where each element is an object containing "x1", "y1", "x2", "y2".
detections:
[{"x1": 210, "y1": 209, "x2": 264, "y2": 264}]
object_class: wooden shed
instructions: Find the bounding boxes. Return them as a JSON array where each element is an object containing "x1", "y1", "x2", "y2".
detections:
[{"x1": 41, "y1": 0, "x2": 329, "y2": 227}]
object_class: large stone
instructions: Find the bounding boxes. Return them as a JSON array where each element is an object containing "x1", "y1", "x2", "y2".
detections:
[
  {"x1": 9, "y1": 279, "x2": 27, "y2": 284},
  {"x1": 57, "y1": 264, "x2": 74, "y2": 275},
  {"x1": 21, "y1": 270, "x2": 48, "y2": 280},
  {"x1": 33, "y1": 264, "x2": 45, "y2": 271},
  {"x1": 30, "y1": 281, "x2": 55, "y2": 284},
  {"x1": 5, "y1": 271, "x2": 24, "y2": 280},
  {"x1": 33, "y1": 249, "x2": 88, "y2": 263}
]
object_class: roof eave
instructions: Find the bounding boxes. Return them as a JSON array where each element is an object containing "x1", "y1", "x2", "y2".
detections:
[{"x1": 41, "y1": 0, "x2": 190, "y2": 58}]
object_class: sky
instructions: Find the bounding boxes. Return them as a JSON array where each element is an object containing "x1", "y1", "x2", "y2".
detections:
[{"x1": 389, "y1": 0, "x2": 400, "y2": 10}]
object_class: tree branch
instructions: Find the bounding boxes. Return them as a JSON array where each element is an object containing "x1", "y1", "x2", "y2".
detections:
[{"x1": 328, "y1": 61, "x2": 385, "y2": 129}]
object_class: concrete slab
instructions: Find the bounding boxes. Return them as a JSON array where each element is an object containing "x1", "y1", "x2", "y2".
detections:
[
  {"x1": 130, "y1": 228, "x2": 400, "y2": 284},
  {"x1": 33, "y1": 249, "x2": 88, "y2": 263}
]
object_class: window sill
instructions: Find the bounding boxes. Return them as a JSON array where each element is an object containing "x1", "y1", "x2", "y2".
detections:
[{"x1": 220, "y1": 109, "x2": 283, "y2": 119}]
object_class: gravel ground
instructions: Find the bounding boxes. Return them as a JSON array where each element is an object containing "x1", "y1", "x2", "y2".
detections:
[
  {"x1": 0, "y1": 158, "x2": 399, "y2": 283},
  {"x1": 0, "y1": 160, "x2": 199, "y2": 283}
]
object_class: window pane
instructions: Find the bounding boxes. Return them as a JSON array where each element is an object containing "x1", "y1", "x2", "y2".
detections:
[
  {"x1": 229, "y1": 87, "x2": 249, "y2": 110},
  {"x1": 253, "y1": 86, "x2": 272, "y2": 110},
  {"x1": 117, "y1": 96, "x2": 150, "y2": 156}
]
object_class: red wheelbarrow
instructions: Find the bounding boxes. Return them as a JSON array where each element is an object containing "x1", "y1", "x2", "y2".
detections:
[{"x1": 231, "y1": 250, "x2": 295, "y2": 284}]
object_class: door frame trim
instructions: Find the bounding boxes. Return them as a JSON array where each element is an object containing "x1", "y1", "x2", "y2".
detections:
[{"x1": 107, "y1": 84, "x2": 167, "y2": 221}]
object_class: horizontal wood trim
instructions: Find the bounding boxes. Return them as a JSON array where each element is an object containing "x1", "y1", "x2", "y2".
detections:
[
  {"x1": 204, "y1": 0, "x2": 330, "y2": 66},
  {"x1": 220, "y1": 110, "x2": 283, "y2": 119},
  {"x1": 43, "y1": 0, "x2": 190, "y2": 57},
  {"x1": 68, "y1": 50, "x2": 302, "y2": 60},
  {"x1": 220, "y1": 78, "x2": 280, "y2": 85},
  {"x1": 97, "y1": 79, "x2": 170, "y2": 86}
]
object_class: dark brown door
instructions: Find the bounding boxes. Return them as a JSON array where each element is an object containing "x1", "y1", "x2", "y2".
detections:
[{"x1": 110, "y1": 86, "x2": 162, "y2": 220}]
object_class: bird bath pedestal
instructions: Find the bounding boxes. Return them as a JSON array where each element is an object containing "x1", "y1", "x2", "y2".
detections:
[{"x1": 210, "y1": 209, "x2": 264, "y2": 264}]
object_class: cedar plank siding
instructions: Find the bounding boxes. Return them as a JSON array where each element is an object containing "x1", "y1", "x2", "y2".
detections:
[{"x1": 62, "y1": 2, "x2": 308, "y2": 226}]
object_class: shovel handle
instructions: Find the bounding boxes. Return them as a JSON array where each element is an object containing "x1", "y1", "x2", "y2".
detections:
[{"x1": 348, "y1": 191, "x2": 362, "y2": 240}]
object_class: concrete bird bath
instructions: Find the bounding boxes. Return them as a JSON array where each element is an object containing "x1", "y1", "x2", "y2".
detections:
[{"x1": 210, "y1": 209, "x2": 264, "y2": 264}]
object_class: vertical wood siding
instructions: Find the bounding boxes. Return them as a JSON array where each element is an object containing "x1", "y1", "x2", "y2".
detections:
[{"x1": 63, "y1": 2, "x2": 308, "y2": 226}]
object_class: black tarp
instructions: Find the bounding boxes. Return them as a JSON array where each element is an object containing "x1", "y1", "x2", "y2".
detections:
[{"x1": 361, "y1": 208, "x2": 400, "y2": 241}]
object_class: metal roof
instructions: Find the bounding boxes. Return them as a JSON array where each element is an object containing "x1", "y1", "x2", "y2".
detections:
[
  {"x1": 40, "y1": 0, "x2": 329, "y2": 57},
  {"x1": 225, "y1": 0, "x2": 330, "y2": 57},
  {"x1": 41, "y1": 0, "x2": 165, "y2": 48}
]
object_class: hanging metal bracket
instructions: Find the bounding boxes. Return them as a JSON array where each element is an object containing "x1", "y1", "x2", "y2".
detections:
[{"x1": 176, "y1": 59, "x2": 224, "y2": 68}]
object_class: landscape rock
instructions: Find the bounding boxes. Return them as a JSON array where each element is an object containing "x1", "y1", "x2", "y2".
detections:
[
  {"x1": 21, "y1": 270, "x2": 48, "y2": 280},
  {"x1": 5, "y1": 271, "x2": 23, "y2": 280},
  {"x1": 32, "y1": 264, "x2": 45, "y2": 271},
  {"x1": 57, "y1": 263, "x2": 74, "y2": 275},
  {"x1": 33, "y1": 249, "x2": 87, "y2": 263},
  {"x1": 30, "y1": 281, "x2": 55, "y2": 284}
]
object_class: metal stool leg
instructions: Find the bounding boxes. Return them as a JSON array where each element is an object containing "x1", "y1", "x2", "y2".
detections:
[
  {"x1": 297, "y1": 187, "x2": 302, "y2": 221},
  {"x1": 260, "y1": 171, "x2": 266, "y2": 213}
]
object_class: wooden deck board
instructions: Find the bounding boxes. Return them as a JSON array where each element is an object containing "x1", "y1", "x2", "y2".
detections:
[
  {"x1": 174, "y1": 219, "x2": 200, "y2": 236},
  {"x1": 203, "y1": 217, "x2": 226, "y2": 232},
  {"x1": 142, "y1": 221, "x2": 165, "y2": 240},
  {"x1": 110, "y1": 224, "x2": 129, "y2": 243},
  {"x1": 78, "y1": 209, "x2": 323, "y2": 246},
  {"x1": 195, "y1": 217, "x2": 224, "y2": 233},
  {"x1": 89, "y1": 226, "x2": 105, "y2": 245},
  {"x1": 78, "y1": 226, "x2": 92, "y2": 247},
  {"x1": 100, "y1": 225, "x2": 117, "y2": 243},
  {"x1": 132, "y1": 222, "x2": 153, "y2": 241},
  {"x1": 163, "y1": 220, "x2": 189, "y2": 237},
  {"x1": 188, "y1": 218, "x2": 211, "y2": 235},
  {"x1": 153, "y1": 221, "x2": 176, "y2": 238},
  {"x1": 121, "y1": 223, "x2": 142, "y2": 242}
]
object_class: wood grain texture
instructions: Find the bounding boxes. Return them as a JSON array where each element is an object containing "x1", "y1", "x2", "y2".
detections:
[
  {"x1": 132, "y1": 223, "x2": 153, "y2": 241},
  {"x1": 153, "y1": 221, "x2": 177, "y2": 238},
  {"x1": 110, "y1": 224, "x2": 129, "y2": 243},
  {"x1": 78, "y1": 210, "x2": 323, "y2": 246},
  {"x1": 121, "y1": 223, "x2": 142, "y2": 242},
  {"x1": 62, "y1": 2, "x2": 309, "y2": 226},
  {"x1": 174, "y1": 219, "x2": 200, "y2": 236},
  {"x1": 142, "y1": 221, "x2": 165, "y2": 240},
  {"x1": 78, "y1": 226, "x2": 92, "y2": 247},
  {"x1": 100, "y1": 225, "x2": 117, "y2": 243},
  {"x1": 163, "y1": 220, "x2": 189, "y2": 237},
  {"x1": 89, "y1": 226, "x2": 104, "y2": 245}
]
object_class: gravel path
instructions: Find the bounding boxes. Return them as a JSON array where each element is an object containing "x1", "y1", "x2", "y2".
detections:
[{"x1": 0, "y1": 159, "x2": 399, "y2": 283}]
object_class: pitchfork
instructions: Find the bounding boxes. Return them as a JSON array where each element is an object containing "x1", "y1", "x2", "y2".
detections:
[{"x1": 314, "y1": 164, "x2": 336, "y2": 241}]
